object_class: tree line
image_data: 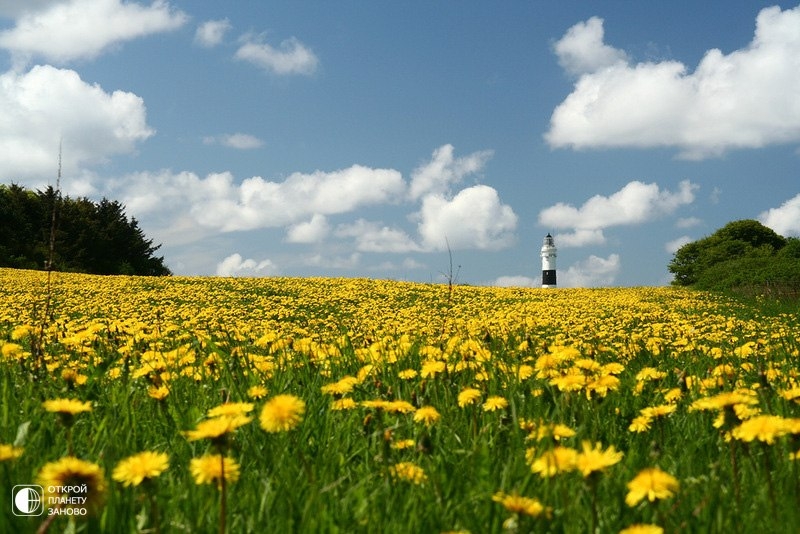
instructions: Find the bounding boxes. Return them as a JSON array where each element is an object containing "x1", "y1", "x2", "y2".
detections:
[
  {"x1": 669, "y1": 219, "x2": 800, "y2": 292},
  {"x1": 0, "y1": 183, "x2": 170, "y2": 276}
]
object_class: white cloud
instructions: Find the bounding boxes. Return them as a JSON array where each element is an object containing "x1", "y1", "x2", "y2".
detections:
[
  {"x1": 759, "y1": 193, "x2": 800, "y2": 236},
  {"x1": 560, "y1": 254, "x2": 621, "y2": 287},
  {"x1": 204, "y1": 133, "x2": 264, "y2": 150},
  {"x1": 492, "y1": 275, "x2": 537, "y2": 288},
  {"x1": 554, "y1": 229, "x2": 607, "y2": 248},
  {"x1": 305, "y1": 252, "x2": 361, "y2": 270},
  {"x1": 195, "y1": 18, "x2": 231, "y2": 48},
  {"x1": 336, "y1": 219, "x2": 422, "y2": 253},
  {"x1": 409, "y1": 144, "x2": 494, "y2": 200},
  {"x1": 546, "y1": 6, "x2": 800, "y2": 159},
  {"x1": 665, "y1": 235, "x2": 693, "y2": 254},
  {"x1": 235, "y1": 35, "x2": 318, "y2": 75},
  {"x1": 0, "y1": 65, "x2": 154, "y2": 182},
  {"x1": 286, "y1": 214, "x2": 330, "y2": 244},
  {"x1": 553, "y1": 16, "x2": 628, "y2": 76},
  {"x1": 112, "y1": 165, "x2": 406, "y2": 234},
  {"x1": 675, "y1": 216, "x2": 702, "y2": 229},
  {"x1": 0, "y1": 1, "x2": 60, "y2": 18},
  {"x1": 0, "y1": 0, "x2": 187, "y2": 65},
  {"x1": 538, "y1": 180, "x2": 697, "y2": 247},
  {"x1": 417, "y1": 185, "x2": 517, "y2": 251},
  {"x1": 216, "y1": 253, "x2": 278, "y2": 277}
]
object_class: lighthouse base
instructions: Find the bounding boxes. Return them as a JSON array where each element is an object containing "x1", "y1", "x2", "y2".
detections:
[{"x1": 542, "y1": 269, "x2": 556, "y2": 288}]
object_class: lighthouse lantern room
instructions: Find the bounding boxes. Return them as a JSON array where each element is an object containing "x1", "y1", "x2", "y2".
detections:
[{"x1": 541, "y1": 233, "x2": 557, "y2": 288}]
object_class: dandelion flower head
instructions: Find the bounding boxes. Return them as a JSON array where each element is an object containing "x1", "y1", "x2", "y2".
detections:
[
  {"x1": 260, "y1": 394, "x2": 306, "y2": 433},
  {"x1": 112, "y1": 451, "x2": 169, "y2": 487}
]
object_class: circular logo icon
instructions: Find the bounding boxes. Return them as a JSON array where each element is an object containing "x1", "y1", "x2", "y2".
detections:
[{"x1": 13, "y1": 485, "x2": 43, "y2": 516}]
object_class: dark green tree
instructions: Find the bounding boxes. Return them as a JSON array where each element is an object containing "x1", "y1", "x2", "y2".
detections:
[
  {"x1": 0, "y1": 183, "x2": 171, "y2": 276},
  {"x1": 669, "y1": 219, "x2": 800, "y2": 290}
]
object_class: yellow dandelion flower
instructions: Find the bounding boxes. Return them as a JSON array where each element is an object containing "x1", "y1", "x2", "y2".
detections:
[
  {"x1": 189, "y1": 454, "x2": 240, "y2": 487},
  {"x1": 420, "y1": 360, "x2": 446, "y2": 378},
  {"x1": 389, "y1": 462, "x2": 427, "y2": 484},
  {"x1": 184, "y1": 415, "x2": 252, "y2": 442},
  {"x1": 516, "y1": 365, "x2": 535, "y2": 380},
  {"x1": 247, "y1": 385, "x2": 268, "y2": 399},
  {"x1": 625, "y1": 467, "x2": 679, "y2": 507},
  {"x1": 731, "y1": 415, "x2": 791, "y2": 444},
  {"x1": 662, "y1": 388, "x2": 683, "y2": 403},
  {"x1": 689, "y1": 390, "x2": 758, "y2": 412},
  {"x1": 640, "y1": 404, "x2": 677, "y2": 419},
  {"x1": 386, "y1": 400, "x2": 417, "y2": 414},
  {"x1": 361, "y1": 399, "x2": 392, "y2": 411},
  {"x1": 398, "y1": 369, "x2": 418, "y2": 380},
  {"x1": 11, "y1": 325, "x2": 33, "y2": 340},
  {"x1": 259, "y1": 394, "x2": 305, "y2": 432},
  {"x1": 483, "y1": 396, "x2": 508, "y2": 412},
  {"x1": 550, "y1": 423, "x2": 577, "y2": 441},
  {"x1": 492, "y1": 491, "x2": 549, "y2": 518},
  {"x1": 331, "y1": 398, "x2": 358, "y2": 410},
  {"x1": 147, "y1": 385, "x2": 170, "y2": 400},
  {"x1": 458, "y1": 388, "x2": 482, "y2": 407},
  {"x1": 0, "y1": 443, "x2": 23, "y2": 461},
  {"x1": 413, "y1": 406, "x2": 441, "y2": 426},
  {"x1": 392, "y1": 439, "x2": 416, "y2": 450},
  {"x1": 575, "y1": 441, "x2": 623, "y2": 477},
  {"x1": 207, "y1": 402, "x2": 254, "y2": 418},
  {"x1": 586, "y1": 374, "x2": 620, "y2": 398},
  {"x1": 619, "y1": 525, "x2": 664, "y2": 534},
  {"x1": 43, "y1": 398, "x2": 92, "y2": 415},
  {"x1": 636, "y1": 368, "x2": 666, "y2": 381},
  {"x1": 37, "y1": 456, "x2": 107, "y2": 515},
  {"x1": 629, "y1": 415, "x2": 652, "y2": 433},
  {"x1": 112, "y1": 451, "x2": 169, "y2": 487},
  {"x1": 321, "y1": 376, "x2": 359, "y2": 396},
  {"x1": 1, "y1": 342, "x2": 25, "y2": 359},
  {"x1": 550, "y1": 373, "x2": 586, "y2": 392},
  {"x1": 61, "y1": 368, "x2": 88, "y2": 385},
  {"x1": 530, "y1": 446, "x2": 578, "y2": 477}
]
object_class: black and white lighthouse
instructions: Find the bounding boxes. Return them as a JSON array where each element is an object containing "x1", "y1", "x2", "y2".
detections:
[{"x1": 541, "y1": 233, "x2": 557, "y2": 288}]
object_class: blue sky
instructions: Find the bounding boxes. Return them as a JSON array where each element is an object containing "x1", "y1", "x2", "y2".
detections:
[{"x1": 1, "y1": 1, "x2": 799, "y2": 286}]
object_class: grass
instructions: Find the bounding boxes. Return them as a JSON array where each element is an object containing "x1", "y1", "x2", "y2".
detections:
[{"x1": 1, "y1": 268, "x2": 799, "y2": 533}]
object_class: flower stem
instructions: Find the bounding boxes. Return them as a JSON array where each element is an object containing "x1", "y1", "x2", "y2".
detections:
[{"x1": 219, "y1": 455, "x2": 227, "y2": 534}]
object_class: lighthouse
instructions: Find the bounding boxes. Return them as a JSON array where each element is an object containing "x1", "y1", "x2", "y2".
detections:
[{"x1": 541, "y1": 233, "x2": 557, "y2": 288}]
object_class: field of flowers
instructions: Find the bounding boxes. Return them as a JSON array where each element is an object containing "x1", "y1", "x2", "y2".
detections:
[{"x1": 1, "y1": 267, "x2": 799, "y2": 533}]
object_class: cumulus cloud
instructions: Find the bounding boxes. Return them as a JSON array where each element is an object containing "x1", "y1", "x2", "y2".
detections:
[
  {"x1": 0, "y1": 0, "x2": 187, "y2": 64},
  {"x1": 112, "y1": 165, "x2": 406, "y2": 233},
  {"x1": 286, "y1": 214, "x2": 330, "y2": 244},
  {"x1": 759, "y1": 193, "x2": 800, "y2": 236},
  {"x1": 417, "y1": 185, "x2": 518, "y2": 251},
  {"x1": 204, "y1": 133, "x2": 264, "y2": 150},
  {"x1": 216, "y1": 253, "x2": 278, "y2": 277},
  {"x1": 546, "y1": 6, "x2": 800, "y2": 159},
  {"x1": 335, "y1": 219, "x2": 422, "y2": 253},
  {"x1": 675, "y1": 216, "x2": 702, "y2": 229},
  {"x1": 0, "y1": 65, "x2": 154, "y2": 182},
  {"x1": 195, "y1": 18, "x2": 231, "y2": 48},
  {"x1": 107, "y1": 144, "x2": 517, "y2": 256},
  {"x1": 560, "y1": 254, "x2": 621, "y2": 287},
  {"x1": 235, "y1": 34, "x2": 318, "y2": 75},
  {"x1": 538, "y1": 180, "x2": 697, "y2": 247},
  {"x1": 665, "y1": 235, "x2": 693, "y2": 254},
  {"x1": 553, "y1": 16, "x2": 628, "y2": 76},
  {"x1": 492, "y1": 275, "x2": 537, "y2": 288},
  {"x1": 409, "y1": 144, "x2": 494, "y2": 200}
]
